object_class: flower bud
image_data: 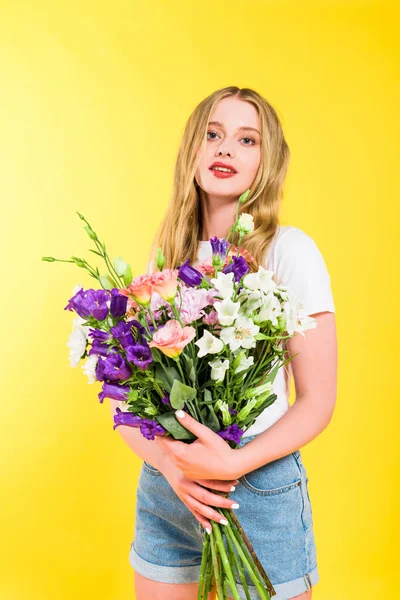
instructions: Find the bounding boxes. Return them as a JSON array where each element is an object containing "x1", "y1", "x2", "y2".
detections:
[
  {"x1": 84, "y1": 225, "x2": 98, "y2": 241},
  {"x1": 71, "y1": 256, "x2": 86, "y2": 268},
  {"x1": 99, "y1": 274, "x2": 115, "y2": 289},
  {"x1": 114, "y1": 256, "x2": 129, "y2": 277},
  {"x1": 239, "y1": 188, "x2": 251, "y2": 204},
  {"x1": 155, "y1": 247, "x2": 165, "y2": 270}
]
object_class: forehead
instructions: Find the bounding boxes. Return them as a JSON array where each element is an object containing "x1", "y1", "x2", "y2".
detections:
[{"x1": 208, "y1": 97, "x2": 260, "y2": 132}]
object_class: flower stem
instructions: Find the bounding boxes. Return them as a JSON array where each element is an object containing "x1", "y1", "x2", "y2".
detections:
[
  {"x1": 222, "y1": 519, "x2": 271, "y2": 600},
  {"x1": 197, "y1": 532, "x2": 210, "y2": 600},
  {"x1": 222, "y1": 508, "x2": 276, "y2": 597},
  {"x1": 212, "y1": 521, "x2": 241, "y2": 600},
  {"x1": 210, "y1": 528, "x2": 224, "y2": 600},
  {"x1": 225, "y1": 530, "x2": 252, "y2": 600}
]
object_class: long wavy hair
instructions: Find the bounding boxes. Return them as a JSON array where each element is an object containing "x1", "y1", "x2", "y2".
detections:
[{"x1": 146, "y1": 85, "x2": 290, "y2": 273}]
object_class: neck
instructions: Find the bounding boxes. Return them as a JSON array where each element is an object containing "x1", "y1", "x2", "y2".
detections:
[{"x1": 200, "y1": 195, "x2": 238, "y2": 241}]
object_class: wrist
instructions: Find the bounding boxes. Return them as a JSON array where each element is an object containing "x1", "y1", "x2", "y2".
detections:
[{"x1": 232, "y1": 446, "x2": 251, "y2": 479}]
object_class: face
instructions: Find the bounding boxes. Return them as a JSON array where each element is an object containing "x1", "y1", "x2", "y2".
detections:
[{"x1": 195, "y1": 96, "x2": 261, "y2": 201}]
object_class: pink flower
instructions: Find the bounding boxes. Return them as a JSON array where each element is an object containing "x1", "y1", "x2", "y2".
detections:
[
  {"x1": 150, "y1": 268, "x2": 179, "y2": 301},
  {"x1": 120, "y1": 274, "x2": 152, "y2": 305},
  {"x1": 202, "y1": 309, "x2": 219, "y2": 325},
  {"x1": 149, "y1": 319, "x2": 196, "y2": 359},
  {"x1": 167, "y1": 287, "x2": 211, "y2": 325}
]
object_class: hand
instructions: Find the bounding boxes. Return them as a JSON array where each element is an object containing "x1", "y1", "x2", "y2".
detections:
[
  {"x1": 159, "y1": 457, "x2": 240, "y2": 533},
  {"x1": 157, "y1": 410, "x2": 240, "y2": 480}
]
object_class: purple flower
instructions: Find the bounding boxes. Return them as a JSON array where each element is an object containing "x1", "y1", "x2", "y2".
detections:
[
  {"x1": 113, "y1": 407, "x2": 143, "y2": 430},
  {"x1": 139, "y1": 419, "x2": 166, "y2": 440},
  {"x1": 126, "y1": 343, "x2": 153, "y2": 371},
  {"x1": 228, "y1": 407, "x2": 238, "y2": 415},
  {"x1": 100, "y1": 353, "x2": 132, "y2": 381},
  {"x1": 178, "y1": 259, "x2": 204, "y2": 287},
  {"x1": 110, "y1": 321, "x2": 134, "y2": 348},
  {"x1": 110, "y1": 288, "x2": 128, "y2": 318},
  {"x1": 98, "y1": 382, "x2": 130, "y2": 403},
  {"x1": 87, "y1": 328, "x2": 112, "y2": 357},
  {"x1": 126, "y1": 319, "x2": 150, "y2": 345},
  {"x1": 210, "y1": 236, "x2": 229, "y2": 258},
  {"x1": 222, "y1": 255, "x2": 250, "y2": 282},
  {"x1": 161, "y1": 392, "x2": 171, "y2": 405},
  {"x1": 217, "y1": 423, "x2": 244, "y2": 444},
  {"x1": 64, "y1": 288, "x2": 111, "y2": 321}
]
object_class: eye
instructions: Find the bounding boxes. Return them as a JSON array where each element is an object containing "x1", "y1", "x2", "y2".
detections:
[
  {"x1": 241, "y1": 137, "x2": 256, "y2": 146},
  {"x1": 207, "y1": 131, "x2": 219, "y2": 140},
  {"x1": 206, "y1": 131, "x2": 257, "y2": 146}
]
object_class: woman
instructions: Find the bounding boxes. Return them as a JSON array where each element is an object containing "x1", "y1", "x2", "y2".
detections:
[{"x1": 111, "y1": 86, "x2": 337, "y2": 600}]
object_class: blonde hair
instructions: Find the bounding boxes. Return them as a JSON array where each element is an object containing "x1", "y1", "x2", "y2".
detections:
[{"x1": 146, "y1": 85, "x2": 290, "y2": 274}]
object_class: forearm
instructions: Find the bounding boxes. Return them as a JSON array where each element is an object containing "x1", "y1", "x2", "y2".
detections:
[
  {"x1": 233, "y1": 396, "x2": 335, "y2": 479},
  {"x1": 110, "y1": 400, "x2": 167, "y2": 471}
]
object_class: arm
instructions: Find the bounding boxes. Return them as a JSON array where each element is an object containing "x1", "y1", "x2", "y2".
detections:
[
  {"x1": 232, "y1": 311, "x2": 338, "y2": 479},
  {"x1": 110, "y1": 399, "x2": 168, "y2": 471}
]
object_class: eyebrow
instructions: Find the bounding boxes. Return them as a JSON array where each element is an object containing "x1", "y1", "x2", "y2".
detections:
[{"x1": 208, "y1": 121, "x2": 260, "y2": 135}]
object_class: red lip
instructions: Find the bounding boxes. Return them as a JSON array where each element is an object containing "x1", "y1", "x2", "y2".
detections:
[{"x1": 209, "y1": 162, "x2": 238, "y2": 173}]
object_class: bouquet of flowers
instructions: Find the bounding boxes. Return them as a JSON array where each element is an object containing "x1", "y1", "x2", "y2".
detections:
[{"x1": 42, "y1": 189, "x2": 317, "y2": 599}]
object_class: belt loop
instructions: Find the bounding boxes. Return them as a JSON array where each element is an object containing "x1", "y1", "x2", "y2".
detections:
[{"x1": 303, "y1": 573, "x2": 311, "y2": 589}]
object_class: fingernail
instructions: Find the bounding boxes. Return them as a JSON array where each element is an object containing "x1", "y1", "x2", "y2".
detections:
[
  {"x1": 231, "y1": 503, "x2": 240, "y2": 509},
  {"x1": 205, "y1": 527, "x2": 211, "y2": 534},
  {"x1": 220, "y1": 518, "x2": 228, "y2": 525},
  {"x1": 175, "y1": 410, "x2": 185, "y2": 418},
  {"x1": 230, "y1": 485, "x2": 236, "y2": 492}
]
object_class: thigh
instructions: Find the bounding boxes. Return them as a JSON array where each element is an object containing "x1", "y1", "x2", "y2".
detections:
[
  {"x1": 224, "y1": 445, "x2": 319, "y2": 598},
  {"x1": 134, "y1": 571, "x2": 217, "y2": 600}
]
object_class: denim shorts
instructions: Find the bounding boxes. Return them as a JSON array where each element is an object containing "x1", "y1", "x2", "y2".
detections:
[{"x1": 129, "y1": 433, "x2": 319, "y2": 600}]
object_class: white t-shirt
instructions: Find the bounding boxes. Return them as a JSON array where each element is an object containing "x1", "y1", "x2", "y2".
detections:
[{"x1": 193, "y1": 225, "x2": 336, "y2": 437}]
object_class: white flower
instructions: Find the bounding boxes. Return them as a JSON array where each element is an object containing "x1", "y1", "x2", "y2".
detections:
[
  {"x1": 81, "y1": 353, "x2": 99, "y2": 383},
  {"x1": 215, "y1": 400, "x2": 232, "y2": 426},
  {"x1": 210, "y1": 271, "x2": 235, "y2": 299},
  {"x1": 258, "y1": 291, "x2": 283, "y2": 326},
  {"x1": 67, "y1": 315, "x2": 89, "y2": 367},
  {"x1": 234, "y1": 354, "x2": 254, "y2": 375},
  {"x1": 219, "y1": 315, "x2": 260, "y2": 352},
  {"x1": 243, "y1": 266, "x2": 276, "y2": 293},
  {"x1": 242, "y1": 289, "x2": 264, "y2": 313},
  {"x1": 283, "y1": 291, "x2": 317, "y2": 336},
  {"x1": 195, "y1": 329, "x2": 224, "y2": 357},
  {"x1": 208, "y1": 357, "x2": 230, "y2": 383},
  {"x1": 213, "y1": 297, "x2": 241, "y2": 326},
  {"x1": 236, "y1": 213, "x2": 254, "y2": 234}
]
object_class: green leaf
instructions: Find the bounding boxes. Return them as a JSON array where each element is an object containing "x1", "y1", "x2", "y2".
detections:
[
  {"x1": 156, "y1": 412, "x2": 196, "y2": 440},
  {"x1": 154, "y1": 364, "x2": 181, "y2": 392},
  {"x1": 182, "y1": 355, "x2": 196, "y2": 385},
  {"x1": 203, "y1": 403, "x2": 220, "y2": 432},
  {"x1": 169, "y1": 380, "x2": 197, "y2": 410},
  {"x1": 88, "y1": 249, "x2": 103, "y2": 257}
]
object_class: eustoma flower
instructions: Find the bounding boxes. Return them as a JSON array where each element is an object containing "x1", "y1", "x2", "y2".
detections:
[{"x1": 148, "y1": 319, "x2": 196, "y2": 358}]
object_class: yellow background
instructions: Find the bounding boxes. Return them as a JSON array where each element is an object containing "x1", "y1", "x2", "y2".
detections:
[{"x1": 0, "y1": 1, "x2": 398, "y2": 598}]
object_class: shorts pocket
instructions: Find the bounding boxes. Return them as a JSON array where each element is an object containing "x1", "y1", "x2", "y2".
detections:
[
  {"x1": 143, "y1": 461, "x2": 163, "y2": 476},
  {"x1": 240, "y1": 452, "x2": 302, "y2": 496}
]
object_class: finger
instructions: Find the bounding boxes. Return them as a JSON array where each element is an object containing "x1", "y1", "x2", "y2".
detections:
[
  {"x1": 192, "y1": 484, "x2": 239, "y2": 512},
  {"x1": 196, "y1": 479, "x2": 239, "y2": 492},
  {"x1": 188, "y1": 506, "x2": 212, "y2": 534},
  {"x1": 175, "y1": 410, "x2": 216, "y2": 442},
  {"x1": 189, "y1": 496, "x2": 230, "y2": 525}
]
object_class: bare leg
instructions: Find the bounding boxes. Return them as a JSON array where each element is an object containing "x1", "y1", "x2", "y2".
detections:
[{"x1": 134, "y1": 571, "x2": 217, "y2": 600}]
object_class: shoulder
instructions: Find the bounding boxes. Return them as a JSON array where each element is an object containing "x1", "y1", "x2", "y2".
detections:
[
  {"x1": 267, "y1": 225, "x2": 335, "y2": 316},
  {"x1": 270, "y1": 225, "x2": 322, "y2": 256}
]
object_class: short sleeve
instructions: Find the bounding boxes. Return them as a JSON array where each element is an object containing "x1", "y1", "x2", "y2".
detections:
[{"x1": 269, "y1": 227, "x2": 335, "y2": 316}]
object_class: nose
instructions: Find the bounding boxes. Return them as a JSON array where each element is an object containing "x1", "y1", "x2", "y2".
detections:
[{"x1": 217, "y1": 146, "x2": 234, "y2": 158}]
